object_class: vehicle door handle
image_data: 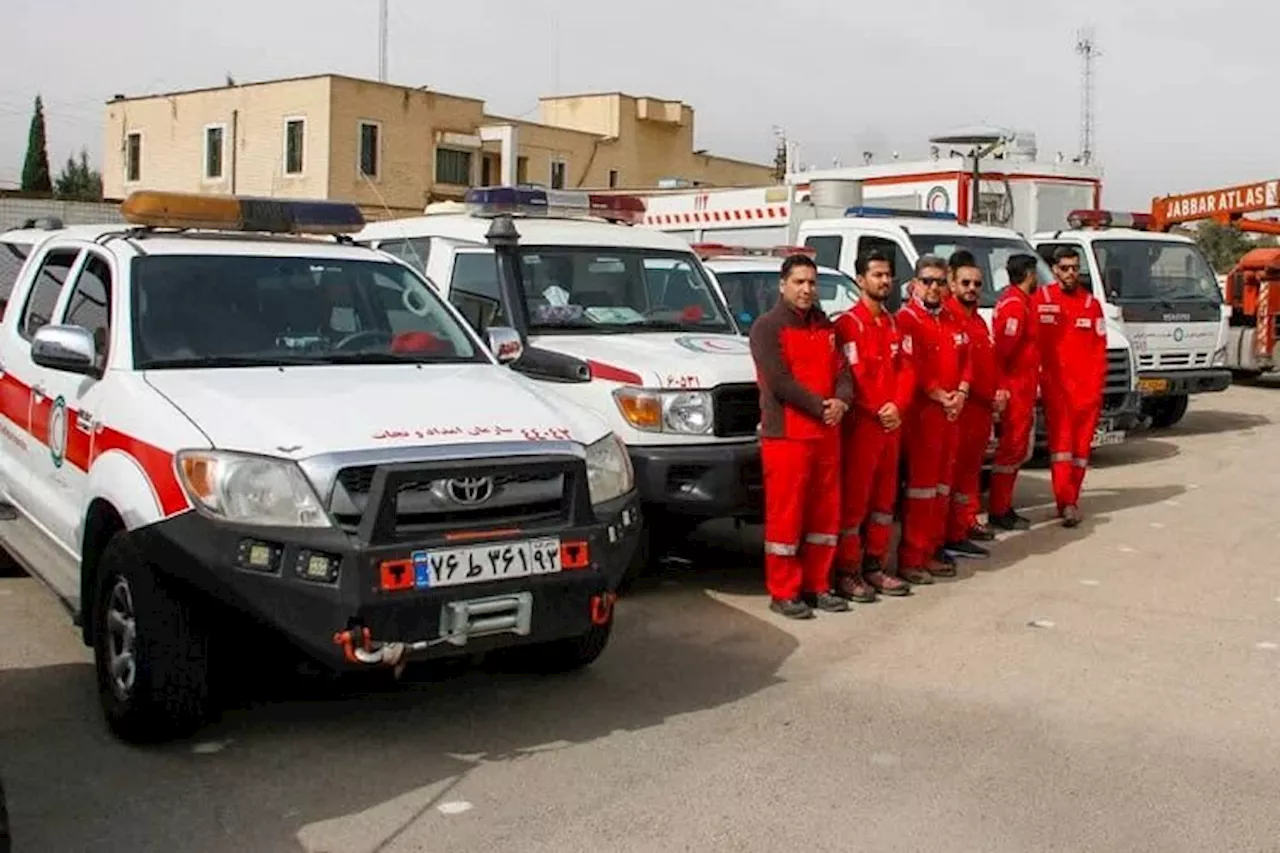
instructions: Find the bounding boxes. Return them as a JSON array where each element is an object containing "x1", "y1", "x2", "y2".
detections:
[
  {"x1": 75, "y1": 409, "x2": 95, "y2": 433},
  {"x1": 31, "y1": 384, "x2": 46, "y2": 401}
]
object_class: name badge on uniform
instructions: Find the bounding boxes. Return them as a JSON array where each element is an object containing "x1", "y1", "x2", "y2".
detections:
[
  {"x1": 1095, "y1": 317, "x2": 1106, "y2": 336},
  {"x1": 843, "y1": 342, "x2": 858, "y2": 365},
  {"x1": 901, "y1": 335, "x2": 913, "y2": 354},
  {"x1": 1004, "y1": 317, "x2": 1019, "y2": 336},
  {"x1": 1075, "y1": 317, "x2": 1092, "y2": 329},
  {"x1": 1039, "y1": 314, "x2": 1056, "y2": 324}
]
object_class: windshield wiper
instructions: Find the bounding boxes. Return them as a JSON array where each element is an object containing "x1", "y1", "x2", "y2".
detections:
[
  {"x1": 306, "y1": 352, "x2": 464, "y2": 364},
  {"x1": 141, "y1": 355, "x2": 333, "y2": 369},
  {"x1": 634, "y1": 320, "x2": 732, "y2": 333}
]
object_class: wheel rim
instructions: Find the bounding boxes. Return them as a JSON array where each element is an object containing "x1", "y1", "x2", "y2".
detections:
[{"x1": 105, "y1": 576, "x2": 137, "y2": 700}]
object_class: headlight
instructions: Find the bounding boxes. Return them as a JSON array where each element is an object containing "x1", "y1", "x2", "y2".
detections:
[
  {"x1": 612, "y1": 387, "x2": 714, "y2": 435},
  {"x1": 1213, "y1": 346, "x2": 1227, "y2": 367},
  {"x1": 584, "y1": 433, "x2": 634, "y2": 505},
  {"x1": 175, "y1": 450, "x2": 331, "y2": 527}
]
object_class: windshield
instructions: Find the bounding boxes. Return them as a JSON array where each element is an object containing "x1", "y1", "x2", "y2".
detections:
[
  {"x1": 716, "y1": 270, "x2": 857, "y2": 328},
  {"x1": 908, "y1": 235, "x2": 1053, "y2": 308},
  {"x1": 1091, "y1": 239, "x2": 1222, "y2": 304},
  {"x1": 131, "y1": 254, "x2": 487, "y2": 370}
]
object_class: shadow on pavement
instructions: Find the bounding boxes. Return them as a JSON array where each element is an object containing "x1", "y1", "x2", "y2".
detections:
[
  {"x1": 0, "y1": 583, "x2": 798, "y2": 853},
  {"x1": 1151, "y1": 408, "x2": 1271, "y2": 438}
]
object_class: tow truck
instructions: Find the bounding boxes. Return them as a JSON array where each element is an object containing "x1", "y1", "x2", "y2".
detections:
[
  {"x1": 1140, "y1": 179, "x2": 1280, "y2": 379},
  {"x1": 0, "y1": 191, "x2": 641, "y2": 742},
  {"x1": 1031, "y1": 209, "x2": 1231, "y2": 428},
  {"x1": 688, "y1": 243, "x2": 857, "y2": 329},
  {"x1": 354, "y1": 186, "x2": 763, "y2": 573}
]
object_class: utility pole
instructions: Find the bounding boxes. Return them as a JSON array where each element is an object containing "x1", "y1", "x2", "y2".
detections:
[
  {"x1": 1075, "y1": 26, "x2": 1100, "y2": 165},
  {"x1": 378, "y1": 0, "x2": 389, "y2": 82}
]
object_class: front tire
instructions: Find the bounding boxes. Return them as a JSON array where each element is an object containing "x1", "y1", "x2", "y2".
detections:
[
  {"x1": 93, "y1": 535, "x2": 212, "y2": 744},
  {"x1": 1144, "y1": 395, "x2": 1189, "y2": 429}
]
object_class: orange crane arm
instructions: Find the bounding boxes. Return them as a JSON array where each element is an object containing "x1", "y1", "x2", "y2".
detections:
[{"x1": 1150, "y1": 179, "x2": 1280, "y2": 232}]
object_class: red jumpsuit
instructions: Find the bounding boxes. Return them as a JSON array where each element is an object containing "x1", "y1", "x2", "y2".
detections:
[
  {"x1": 833, "y1": 301, "x2": 915, "y2": 572},
  {"x1": 944, "y1": 296, "x2": 997, "y2": 544},
  {"x1": 896, "y1": 298, "x2": 970, "y2": 571},
  {"x1": 1034, "y1": 283, "x2": 1107, "y2": 512},
  {"x1": 988, "y1": 285, "x2": 1041, "y2": 517},
  {"x1": 748, "y1": 301, "x2": 854, "y2": 601}
]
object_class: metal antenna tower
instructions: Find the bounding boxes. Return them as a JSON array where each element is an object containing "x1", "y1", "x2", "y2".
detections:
[
  {"x1": 378, "y1": 0, "x2": 389, "y2": 82},
  {"x1": 1075, "y1": 27, "x2": 1100, "y2": 164}
]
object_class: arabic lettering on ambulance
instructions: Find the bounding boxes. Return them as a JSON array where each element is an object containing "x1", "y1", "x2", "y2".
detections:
[
  {"x1": 664, "y1": 374, "x2": 701, "y2": 389},
  {"x1": 372, "y1": 426, "x2": 574, "y2": 441}
]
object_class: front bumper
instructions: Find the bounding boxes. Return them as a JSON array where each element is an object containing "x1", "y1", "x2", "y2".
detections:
[
  {"x1": 1136, "y1": 368, "x2": 1232, "y2": 397},
  {"x1": 127, "y1": 475, "x2": 643, "y2": 671},
  {"x1": 628, "y1": 440, "x2": 762, "y2": 521}
]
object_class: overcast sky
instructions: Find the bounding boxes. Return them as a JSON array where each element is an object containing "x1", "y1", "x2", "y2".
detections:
[{"x1": 1, "y1": 0, "x2": 1274, "y2": 208}]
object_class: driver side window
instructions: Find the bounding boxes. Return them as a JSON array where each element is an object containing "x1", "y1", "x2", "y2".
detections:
[{"x1": 60, "y1": 252, "x2": 113, "y2": 371}]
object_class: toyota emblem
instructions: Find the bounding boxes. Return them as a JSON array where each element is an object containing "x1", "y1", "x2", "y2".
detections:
[{"x1": 446, "y1": 476, "x2": 494, "y2": 505}]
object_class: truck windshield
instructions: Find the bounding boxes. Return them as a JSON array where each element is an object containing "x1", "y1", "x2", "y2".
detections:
[
  {"x1": 1090, "y1": 240, "x2": 1222, "y2": 304},
  {"x1": 715, "y1": 270, "x2": 856, "y2": 328},
  {"x1": 131, "y1": 254, "x2": 487, "y2": 369},
  {"x1": 907, "y1": 235, "x2": 1053, "y2": 308},
  {"x1": 514, "y1": 247, "x2": 734, "y2": 334}
]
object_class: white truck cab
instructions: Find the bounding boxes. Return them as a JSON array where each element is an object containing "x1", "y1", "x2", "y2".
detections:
[
  {"x1": 1031, "y1": 210, "x2": 1232, "y2": 429},
  {"x1": 795, "y1": 207, "x2": 1143, "y2": 450},
  {"x1": 354, "y1": 186, "x2": 764, "y2": 563},
  {"x1": 0, "y1": 191, "x2": 642, "y2": 743},
  {"x1": 688, "y1": 243, "x2": 857, "y2": 330}
]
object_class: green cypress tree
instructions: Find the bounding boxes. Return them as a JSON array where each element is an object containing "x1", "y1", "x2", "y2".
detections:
[{"x1": 21, "y1": 95, "x2": 52, "y2": 193}]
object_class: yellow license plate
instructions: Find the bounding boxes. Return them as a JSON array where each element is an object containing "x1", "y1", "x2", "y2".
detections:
[{"x1": 1138, "y1": 378, "x2": 1170, "y2": 393}]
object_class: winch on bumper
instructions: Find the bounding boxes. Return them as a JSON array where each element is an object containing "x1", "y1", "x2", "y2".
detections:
[{"x1": 128, "y1": 449, "x2": 643, "y2": 670}]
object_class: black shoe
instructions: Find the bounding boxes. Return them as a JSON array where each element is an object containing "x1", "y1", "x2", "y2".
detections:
[
  {"x1": 990, "y1": 510, "x2": 1031, "y2": 531},
  {"x1": 968, "y1": 523, "x2": 996, "y2": 542},
  {"x1": 805, "y1": 591, "x2": 851, "y2": 613},
  {"x1": 770, "y1": 597, "x2": 815, "y2": 619},
  {"x1": 945, "y1": 539, "x2": 990, "y2": 559},
  {"x1": 933, "y1": 548, "x2": 958, "y2": 568},
  {"x1": 1062, "y1": 505, "x2": 1082, "y2": 529}
]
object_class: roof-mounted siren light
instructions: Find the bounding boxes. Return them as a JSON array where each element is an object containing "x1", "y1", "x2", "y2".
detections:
[
  {"x1": 844, "y1": 205, "x2": 958, "y2": 222},
  {"x1": 1066, "y1": 209, "x2": 1151, "y2": 231},
  {"x1": 119, "y1": 190, "x2": 366, "y2": 234},
  {"x1": 927, "y1": 124, "x2": 1011, "y2": 225},
  {"x1": 463, "y1": 186, "x2": 645, "y2": 225}
]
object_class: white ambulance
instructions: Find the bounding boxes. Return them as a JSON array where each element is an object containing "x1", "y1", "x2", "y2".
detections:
[
  {"x1": 0, "y1": 191, "x2": 643, "y2": 743},
  {"x1": 354, "y1": 187, "x2": 764, "y2": 566}
]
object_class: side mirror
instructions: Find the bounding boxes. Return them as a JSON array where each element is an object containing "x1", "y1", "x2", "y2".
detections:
[
  {"x1": 486, "y1": 326, "x2": 524, "y2": 364},
  {"x1": 31, "y1": 325, "x2": 98, "y2": 376}
]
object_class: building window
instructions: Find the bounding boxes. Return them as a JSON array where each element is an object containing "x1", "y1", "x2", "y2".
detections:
[
  {"x1": 435, "y1": 148, "x2": 472, "y2": 186},
  {"x1": 608, "y1": 169, "x2": 619, "y2": 189},
  {"x1": 550, "y1": 159, "x2": 567, "y2": 189},
  {"x1": 516, "y1": 156, "x2": 529, "y2": 184},
  {"x1": 359, "y1": 121, "x2": 381, "y2": 178},
  {"x1": 124, "y1": 132, "x2": 141, "y2": 182},
  {"x1": 284, "y1": 118, "x2": 305, "y2": 176},
  {"x1": 203, "y1": 124, "x2": 225, "y2": 180}
]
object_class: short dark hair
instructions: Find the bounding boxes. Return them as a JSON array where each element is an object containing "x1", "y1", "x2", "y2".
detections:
[
  {"x1": 1052, "y1": 245, "x2": 1080, "y2": 264},
  {"x1": 948, "y1": 249, "x2": 978, "y2": 272},
  {"x1": 1006, "y1": 253, "x2": 1039, "y2": 285},
  {"x1": 855, "y1": 250, "x2": 893, "y2": 277},
  {"x1": 780, "y1": 253, "x2": 817, "y2": 280},
  {"x1": 914, "y1": 254, "x2": 946, "y2": 277}
]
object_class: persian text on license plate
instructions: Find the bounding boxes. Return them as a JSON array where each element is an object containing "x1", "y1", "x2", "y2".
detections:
[
  {"x1": 413, "y1": 538, "x2": 562, "y2": 589},
  {"x1": 1091, "y1": 426, "x2": 1125, "y2": 448}
]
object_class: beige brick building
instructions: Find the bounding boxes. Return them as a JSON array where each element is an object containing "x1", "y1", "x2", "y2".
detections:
[{"x1": 101, "y1": 74, "x2": 776, "y2": 218}]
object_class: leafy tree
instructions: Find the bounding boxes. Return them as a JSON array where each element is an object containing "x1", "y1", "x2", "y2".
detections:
[
  {"x1": 1193, "y1": 220, "x2": 1278, "y2": 273},
  {"x1": 20, "y1": 95, "x2": 52, "y2": 193},
  {"x1": 54, "y1": 148, "x2": 103, "y2": 202}
]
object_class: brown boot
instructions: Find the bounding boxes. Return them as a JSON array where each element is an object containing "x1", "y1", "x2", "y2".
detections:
[
  {"x1": 834, "y1": 570, "x2": 877, "y2": 604},
  {"x1": 862, "y1": 556, "x2": 910, "y2": 597},
  {"x1": 1062, "y1": 505, "x2": 1082, "y2": 528},
  {"x1": 898, "y1": 566, "x2": 933, "y2": 585}
]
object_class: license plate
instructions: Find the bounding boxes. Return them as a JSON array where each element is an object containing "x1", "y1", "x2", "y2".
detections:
[
  {"x1": 412, "y1": 537, "x2": 562, "y2": 589},
  {"x1": 1138, "y1": 377, "x2": 1170, "y2": 394},
  {"x1": 1092, "y1": 420, "x2": 1125, "y2": 448}
]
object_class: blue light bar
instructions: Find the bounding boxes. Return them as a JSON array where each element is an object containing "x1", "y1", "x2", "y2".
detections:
[
  {"x1": 844, "y1": 205, "x2": 958, "y2": 221},
  {"x1": 463, "y1": 185, "x2": 645, "y2": 225}
]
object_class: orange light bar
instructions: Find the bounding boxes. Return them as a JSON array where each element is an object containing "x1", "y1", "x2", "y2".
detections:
[{"x1": 120, "y1": 190, "x2": 366, "y2": 234}]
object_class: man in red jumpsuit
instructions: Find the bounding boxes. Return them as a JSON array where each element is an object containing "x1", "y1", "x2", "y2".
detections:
[
  {"x1": 832, "y1": 250, "x2": 914, "y2": 602},
  {"x1": 1036, "y1": 245, "x2": 1108, "y2": 527},
  {"x1": 749, "y1": 253, "x2": 854, "y2": 618},
  {"x1": 988, "y1": 253, "x2": 1042, "y2": 531},
  {"x1": 896, "y1": 255, "x2": 970, "y2": 583},
  {"x1": 942, "y1": 250, "x2": 999, "y2": 558}
]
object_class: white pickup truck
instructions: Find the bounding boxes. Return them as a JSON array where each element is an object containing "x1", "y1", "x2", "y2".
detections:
[{"x1": 0, "y1": 192, "x2": 642, "y2": 743}]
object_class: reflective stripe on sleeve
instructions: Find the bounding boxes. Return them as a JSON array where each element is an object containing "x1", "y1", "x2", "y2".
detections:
[
  {"x1": 906, "y1": 487, "x2": 937, "y2": 500},
  {"x1": 764, "y1": 541, "x2": 799, "y2": 556},
  {"x1": 804, "y1": 532, "x2": 838, "y2": 546},
  {"x1": 869, "y1": 512, "x2": 895, "y2": 525},
  {"x1": 1072, "y1": 457, "x2": 1089, "y2": 468},
  {"x1": 991, "y1": 464, "x2": 1019, "y2": 474},
  {"x1": 937, "y1": 484, "x2": 952, "y2": 496},
  {"x1": 1050, "y1": 452, "x2": 1073, "y2": 463}
]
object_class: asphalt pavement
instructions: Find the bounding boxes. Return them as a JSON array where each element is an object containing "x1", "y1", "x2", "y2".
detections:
[{"x1": 3, "y1": 384, "x2": 1280, "y2": 852}]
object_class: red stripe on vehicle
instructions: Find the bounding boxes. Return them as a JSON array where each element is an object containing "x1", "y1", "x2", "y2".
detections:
[
  {"x1": 586, "y1": 360, "x2": 643, "y2": 385},
  {"x1": 91, "y1": 426, "x2": 189, "y2": 517}
]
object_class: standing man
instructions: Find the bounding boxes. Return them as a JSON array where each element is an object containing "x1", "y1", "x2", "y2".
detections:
[
  {"x1": 988, "y1": 253, "x2": 1041, "y2": 531},
  {"x1": 833, "y1": 250, "x2": 914, "y2": 602},
  {"x1": 896, "y1": 255, "x2": 970, "y2": 584},
  {"x1": 942, "y1": 250, "x2": 998, "y2": 558},
  {"x1": 749, "y1": 253, "x2": 854, "y2": 618},
  {"x1": 1036, "y1": 246, "x2": 1107, "y2": 527}
]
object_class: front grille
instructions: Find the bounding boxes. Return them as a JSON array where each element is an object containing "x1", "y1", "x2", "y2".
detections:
[
  {"x1": 712, "y1": 383, "x2": 760, "y2": 438},
  {"x1": 330, "y1": 457, "x2": 583, "y2": 543},
  {"x1": 1137, "y1": 351, "x2": 1213, "y2": 369},
  {"x1": 1105, "y1": 348, "x2": 1131, "y2": 395}
]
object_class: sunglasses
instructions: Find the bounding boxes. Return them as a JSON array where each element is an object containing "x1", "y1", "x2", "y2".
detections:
[
  {"x1": 1056, "y1": 263, "x2": 1080, "y2": 272},
  {"x1": 955, "y1": 278, "x2": 982, "y2": 288},
  {"x1": 919, "y1": 276, "x2": 948, "y2": 287}
]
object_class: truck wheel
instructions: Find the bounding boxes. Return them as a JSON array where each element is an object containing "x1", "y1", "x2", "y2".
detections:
[
  {"x1": 93, "y1": 535, "x2": 212, "y2": 743},
  {"x1": 1147, "y1": 395, "x2": 1189, "y2": 429}
]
